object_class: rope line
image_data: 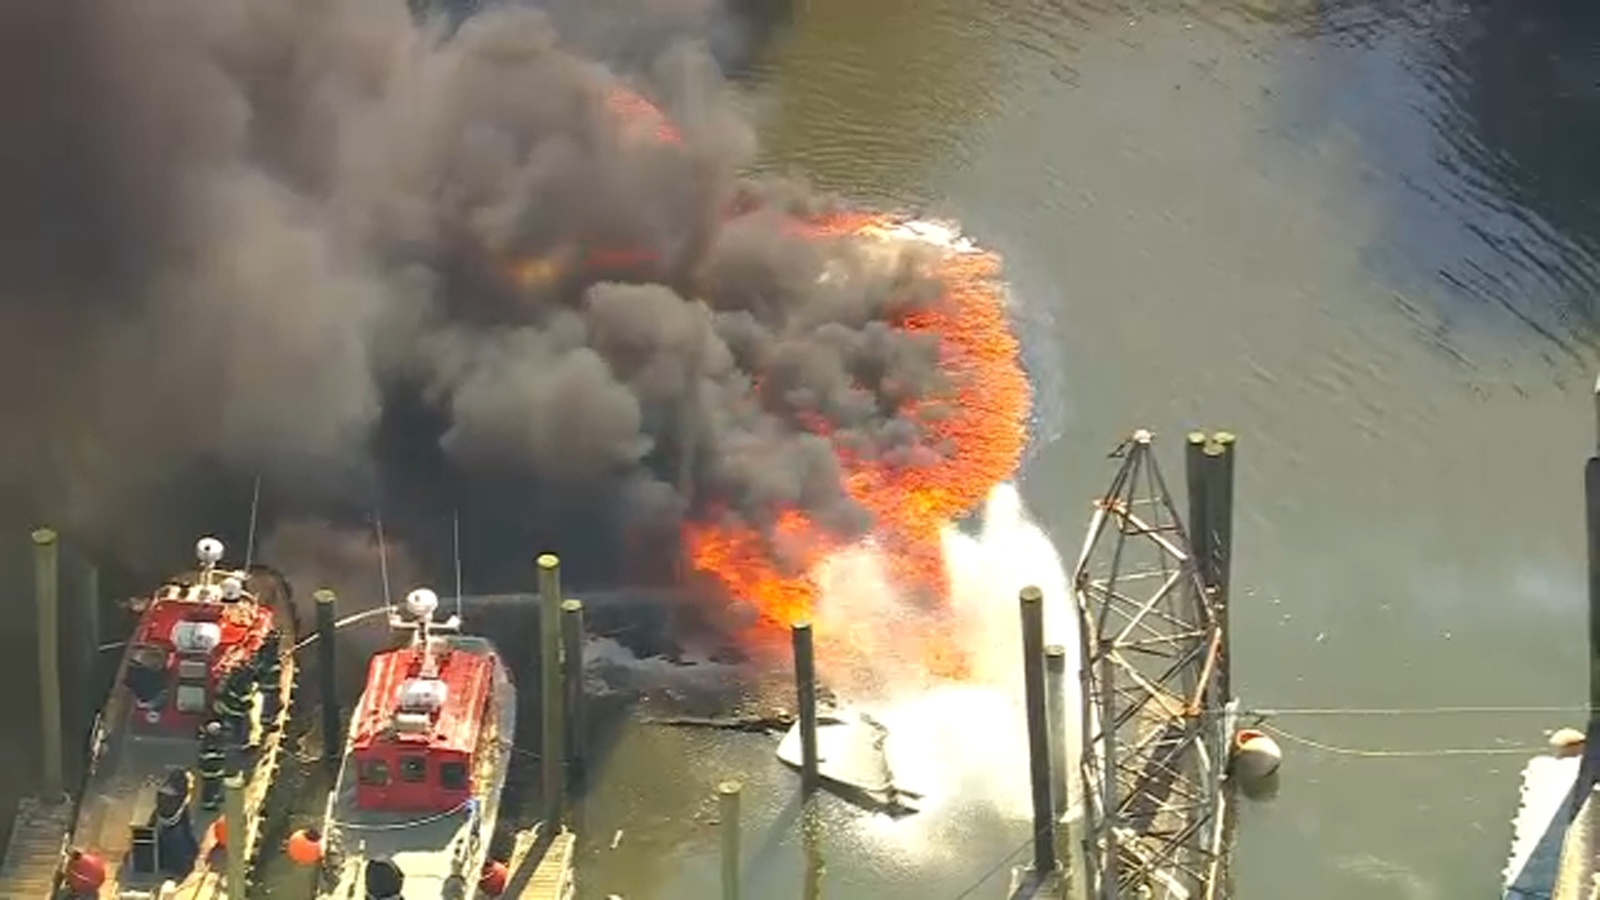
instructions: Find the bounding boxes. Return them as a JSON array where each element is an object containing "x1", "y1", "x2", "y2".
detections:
[
  {"x1": 330, "y1": 798, "x2": 471, "y2": 831},
  {"x1": 1249, "y1": 705, "x2": 1588, "y2": 718},
  {"x1": 293, "y1": 607, "x2": 392, "y2": 651},
  {"x1": 1259, "y1": 723, "x2": 1547, "y2": 759},
  {"x1": 949, "y1": 830, "x2": 1039, "y2": 900}
]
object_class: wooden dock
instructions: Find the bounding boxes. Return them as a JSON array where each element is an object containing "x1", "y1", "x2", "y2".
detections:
[
  {"x1": 504, "y1": 826, "x2": 576, "y2": 900},
  {"x1": 0, "y1": 795, "x2": 73, "y2": 899}
]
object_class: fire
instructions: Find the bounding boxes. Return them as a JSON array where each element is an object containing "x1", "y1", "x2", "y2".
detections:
[
  {"x1": 683, "y1": 214, "x2": 1030, "y2": 678},
  {"x1": 603, "y1": 85, "x2": 682, "y2": 146},
  {"x1": 520, "y1": 85, "x2": 1032, "y2": 678}
]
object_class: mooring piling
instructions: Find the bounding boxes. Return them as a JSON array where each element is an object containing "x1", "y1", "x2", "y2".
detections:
[
  {"x1": 1204, "y1": 432, "x2": 1237, "y2": 702},
  {"x1": 1588, "y1": 377, "x2": 1600, "y2": 718},
  {"x1": 1204, "y1": 433, "x2": 1237, "y2": 594},
  {"x1": 1020, "y1": 586, "x2": 1057, "y2": 876},
  {"x1": 792, "y1": 622, "x2": 820, "y2": 793},
  {"x1": 560, "y1": 598, "x2": 587, "y2": 788},
  {"x1": 1580, "y1": 376, "x2": 1600, "y2": 812},
  {"x1": 223, "y1": 772, "x2": 247, "y2": 900},
  {"x1": 314, "y1": 589, "x2": 340, "y2": 774},
  {"x1": 80, "y1": 562, "x2": 100, "y2": 682},
  {"x1": 1184, "y1": 432, "x2": 1212, "y2": 580},
  {"x1": 718, "y1": 781, "x2": 741, "y2": 900},
  {"x1": 32, "y1": 527, "x2": 62, "y2": 798},
  {"x1": 537, "y1": 553, "x2": 566, "y2": 822},
  {"x1": 1044, "y1": 644, "x2": 1069, "y2": 818}
]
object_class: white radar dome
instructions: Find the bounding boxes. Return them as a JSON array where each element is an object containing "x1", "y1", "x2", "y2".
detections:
[
  {"x1": 405, "y1": 588, "x2": 440, "y2": 621},
  {"x1": 219, "y1": 576, "x2": 243, "y2": 601},
  {"x1": 196, "y1": 537, "x2": 225, "y2": 566}
]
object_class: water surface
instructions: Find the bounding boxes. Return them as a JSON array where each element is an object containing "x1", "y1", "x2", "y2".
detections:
[{"x1": 580, "y1": 1, "x2": 1600, "y2": 897}]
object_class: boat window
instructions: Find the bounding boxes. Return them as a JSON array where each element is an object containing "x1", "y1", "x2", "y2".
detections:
[
  {"x1": 358, "y1": 759, "x2": 390, "y2": 787},
  {"x1": 439, "y1": 761, "x2": 468, "y2": 791},
  {"x1": 174, "y1": 685, "x2": 207, "y2": 714},
  {"x1": 399, "y1": 755, "x2": 427, "y2": 783}
]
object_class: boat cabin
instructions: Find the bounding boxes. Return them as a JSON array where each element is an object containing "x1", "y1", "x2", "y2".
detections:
[
  {"x1": 347, "y1": 589, "x2": 493, "y2": 813},
  {"x1": 121, "y1": 537, "x2": 274, "y2": 735}
]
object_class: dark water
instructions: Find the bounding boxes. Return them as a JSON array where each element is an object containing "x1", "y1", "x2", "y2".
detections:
[{"x1": 12, "y1": 2, "x2": 1600, "y2": 899}]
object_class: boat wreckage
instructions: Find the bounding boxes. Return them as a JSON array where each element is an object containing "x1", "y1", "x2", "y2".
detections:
[{"x1": 648, "y1": 703, "x2": 922, "y2": 816}]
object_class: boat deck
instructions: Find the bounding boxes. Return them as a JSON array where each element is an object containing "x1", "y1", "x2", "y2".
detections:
[
  {"x1": 71, "y1": 649, "x2": 296, "y2": 900},
  {"x1": 0, "y1": 795, "x2": 74, "y2": 899}
]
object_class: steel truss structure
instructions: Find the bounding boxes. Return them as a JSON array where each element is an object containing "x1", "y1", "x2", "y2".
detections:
[{"x1": 1072, "y1": 430, "x2": 1233, "y2": 900}]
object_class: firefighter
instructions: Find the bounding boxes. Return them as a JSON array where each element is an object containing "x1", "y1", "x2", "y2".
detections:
[
  {"x1": 212, "y1": 670, "x2": 251, "y2": 745},
  {"x1": 196, "y1": 721, "x2": 227, "y2": 811},
  {"x1": 256, "y1": 631, "x2": 284, "y2": 727}
]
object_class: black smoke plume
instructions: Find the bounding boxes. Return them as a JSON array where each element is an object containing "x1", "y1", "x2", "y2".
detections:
[{"x1": 0, "y1": 0, "x2": 950, "y2": 608}]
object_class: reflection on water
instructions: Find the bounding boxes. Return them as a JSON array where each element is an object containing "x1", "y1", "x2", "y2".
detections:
[{"x1": 1281, "y1": 1, "x2": 1600, "y2": 354}]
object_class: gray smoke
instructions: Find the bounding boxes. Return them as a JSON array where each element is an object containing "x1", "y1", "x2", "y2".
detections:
[{"x1": 0, "y1": 0, "x2": 952, "y2": 598}]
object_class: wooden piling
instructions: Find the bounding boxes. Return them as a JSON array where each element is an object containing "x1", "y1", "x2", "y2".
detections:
[
  {"x1": 314, "y1": 590, "x2": 341, "y2": 774},
  {"x1": 537, "y1": 554, "x2": 565, "y2": 822},
  {"x1": 32, "y1": 528, "x2": 62, "y2": 798},
  {"x1": 223, "y1": 773, "x2": 247, "y2": 900},
  {"x1": 1204, "y1": 432, "x2": 1237, "y2": 703},
  {"x1": 1184, "y1": 433, "x2": 1213, "y2": 586},
  {"x1": 1579, "y1": 378, "x2": 1600, "y2": 810},
  {"x1": 792, "y1": 622, "x2": 820, "y2": 793},
  {"x1": 1589, "y1": 377, "x2": 1600, "y2": 718},
  {"x1": 1044, "y1": 644, "x2": 1069, "y2": 817},
  {"x1": 80, "y1": 563, "x2": 100, "y2": 683},
  {"x1": 718, "y1": 781, "x2": 741, "y2": 900},
  {"x1": 560, "y1": 599, "x2": 586, "y2": 789},
  {"x1": 1020, "y1": 586, "x2": 1057, "y2": 875}
]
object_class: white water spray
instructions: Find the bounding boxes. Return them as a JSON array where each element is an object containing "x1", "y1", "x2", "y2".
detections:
[{"x1": 809, "y1": 480, "x2": 1082, "y2": 861}]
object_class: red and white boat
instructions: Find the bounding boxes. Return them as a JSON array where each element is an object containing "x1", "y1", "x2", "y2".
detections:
[
  {"x1": 312, "y1": 586, "x2": 517, "y2": 900},
  {"x1": 58, "y1": 536, "x2": 298, "y2": 899}
]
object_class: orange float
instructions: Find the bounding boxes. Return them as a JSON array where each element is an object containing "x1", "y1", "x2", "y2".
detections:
[
  {"x1": 479, "y1": 859, "x2": 510, "y2": 896},
  {"x1": 286, "y1": 827, "x2": 323, "y2": 866}
]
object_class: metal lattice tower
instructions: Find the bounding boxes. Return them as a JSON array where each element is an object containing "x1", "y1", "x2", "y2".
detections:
[{"x1": 1072, "y1": 430, "x2": 1232, "y2": 900}]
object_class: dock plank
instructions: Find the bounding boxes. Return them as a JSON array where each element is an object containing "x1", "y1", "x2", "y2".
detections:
[
  {"x1": 505, "y1": 828, "x2": 574, "y2": 900},
  {"x1": 0, "y1": 795, "x2": 74, "y2": 900}
]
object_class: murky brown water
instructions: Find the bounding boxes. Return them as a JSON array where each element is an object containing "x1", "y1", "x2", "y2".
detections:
[
  {"x1": 11, "y1": 1, "x2": 1600, "y2": 898},
  {"x1": 582, "y1": 1, "x2": 1600, "y2": 898}
]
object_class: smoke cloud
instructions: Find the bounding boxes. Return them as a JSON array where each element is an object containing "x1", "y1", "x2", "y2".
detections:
[{"x1": 0, "y1": 0, "x2": 952, "y2": 605}]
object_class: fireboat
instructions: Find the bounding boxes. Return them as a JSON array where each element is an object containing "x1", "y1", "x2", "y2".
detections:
[
  {"x1": 56, "y1": 536, "x2": 299, "y2": 899},
  {"x1": 309, "y1": 586, "x2": 517, "y2": 900}
]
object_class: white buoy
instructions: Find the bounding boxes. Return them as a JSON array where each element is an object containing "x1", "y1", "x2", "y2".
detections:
[
  {"x1": 1230, "y1": 728, "x2": 1283, "y2": 783},
  {"x1": 1550, "y1": 727, "x2": 1586, "y2": 758}
]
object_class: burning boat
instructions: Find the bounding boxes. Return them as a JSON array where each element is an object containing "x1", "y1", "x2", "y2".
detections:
[
  {"x1": 310, "y1": 586, "x2": 517, "y2": 900},
  {"x1": 57, "y1": 536, "x2": 299, "y2": 899}
]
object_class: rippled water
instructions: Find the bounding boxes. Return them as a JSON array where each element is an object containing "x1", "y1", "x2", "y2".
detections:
[{"x1": 579, "y1": 1, "x2": 1600, "y2": 897}]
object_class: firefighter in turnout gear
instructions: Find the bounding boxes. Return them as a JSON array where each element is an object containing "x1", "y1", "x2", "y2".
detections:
[
  {"x1": 255, "y1": 630, "x2": 284, "y2": 728},
  {"x1": 196, "y1": 721, "x2": 227, "y2": 810},
  {"x1": 212, "y1": 669, "x2": 252, "y2": 746}
]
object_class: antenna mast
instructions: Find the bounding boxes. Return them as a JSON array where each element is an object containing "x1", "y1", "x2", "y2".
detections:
[
  {"x1": 375, "y1": 513, "x2": 394, "y2": 614},
  {"x1": 244, "y1": 474, "x2": 262, "y2": 570},
  {"x1": 452, "y1": 511, "x2": 464, "y2": 624}
]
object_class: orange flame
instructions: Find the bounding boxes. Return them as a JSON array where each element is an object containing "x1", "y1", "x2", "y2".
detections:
[
  {"x1": 683, "y1": 213, "x2": 1030, "y2": 677},
  {"x1": 604, "y1": 86, "x2": 683, "y2": 146},
  {"x1": 573, "y1": 86, "x2": 1031, "y2": 678}
]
